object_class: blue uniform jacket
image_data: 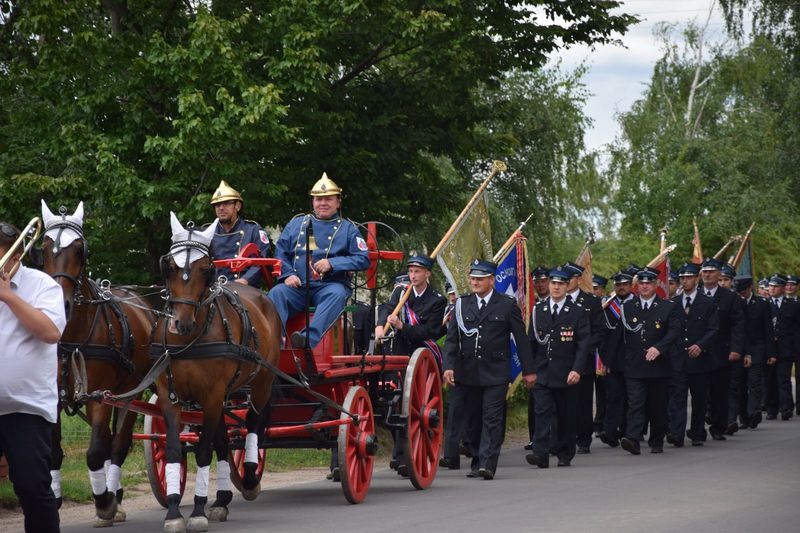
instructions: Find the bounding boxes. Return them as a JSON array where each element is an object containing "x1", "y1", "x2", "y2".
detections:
[
  {"x1": 273, "y1": 212, "x2": 370, "y2": 286},
  {"x1": 209, "y1": 218, "x2": 271, "y2": 287}
]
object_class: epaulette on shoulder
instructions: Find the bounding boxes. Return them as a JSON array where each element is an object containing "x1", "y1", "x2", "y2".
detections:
[
  {"x1": 498, "y1": 292, "x2": 515, "y2": 302},
  {"x1": 201, "y1": 222, "x2": 213, "y2": 229},
  {"x1": 291, "y1": 213, "x2": 307, "y2": 220},
  {"x1": 432, "y1": 290, "x2": 443, "y2": 298},
  {"x1": 460, "y1": 293, "x2": 474, "y2": 300},
  {"x1": 243, "y1": 219, "x2": 262, "y2": 226}
]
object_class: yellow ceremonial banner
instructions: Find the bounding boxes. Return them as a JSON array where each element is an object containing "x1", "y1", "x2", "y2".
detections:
[
  {"x1": 575, "y1": 245, "x2": 593, "y2": 293},
  {"x1": 692, "y1": 217, "x2": 703, "y2": 264},
  {"x1": 436, "y1": 192, "x2": 493, "y2": 296}
]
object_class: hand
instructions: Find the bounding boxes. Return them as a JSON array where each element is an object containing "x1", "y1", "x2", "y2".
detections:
[
  {"x1": 284, "y1": 274, "x2": 301, "y2": 288},
  {"x1": 0, "y1": 270, "x2": 12, "y2": 301},
  {"x1": 567, "y1": 371, "x2": 581, "y2": 385},
  {"x1": 645, "y1": 346, "x2": 661, "y2": 361},
  {"x1": 234, "y1": 278, "x2": 249, "y2": 285},
  {"x1": 523, "y1": 373, "x2": 537, "y2": 389},
  {"x1": 313, "y1": 258, "x2": 332, "y2": 275},
  {"x1": 767, "y1": 357, "x2": 777, "y2": 365},
  {"x1": 374, "y1": 325, "x2": 384, "y2": 340},
  {"x1": 443, "y1": 369, "x2": 455, "y2": 387},
  {"x1": 728, "y1": 351, "x2": 741, "y2": 362},
  {"x1": 387, "y1": 314, "x2": 403, "y2": 330},
  {"x1": 687, "y1": 344, "x2": 702, "y2": 358},
  {"x1": 743, "y1": 355, "x2": 752, "y2": 368}
]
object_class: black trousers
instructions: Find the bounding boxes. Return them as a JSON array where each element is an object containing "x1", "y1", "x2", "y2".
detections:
[
  {"x1": 462, "y1": 384, "x2": 507, "y2": 474},
  {"x1": 576, "y1": 373, "x2": 594, "y2": 448},
  {"x1": 795, "y1": 356, "x2": 800, "y2": 414},
  {"x1": 527, "y1": 387, "x2": 536, "y2": 443},
  {"x1": 594, "y1": 375, "x2": 607, "y2": 433},
  {"x1": 669, "y1": 369, "x2": 709, "y2": 442},
  {"x1": 709, "y1": 364, "x2": 732, "y2": 434},
  {"x1": 626, "y1": 377, "x2": 668, "y2": 446},
  {"x1": 776, "y1": 358, "x2": 796, "y2": 413},
  {"x1": 603, "y1": 371, "x2": 626, "y2": 439},
  {"x1": 764, "y1": 361, "x2": 779, "y2": 415},
  {"x1": 533, "y1": 383, "x2": 578, "y2": 462},
  {"x1": 728, "y1": 360, "x2": 744, "y2": 425},
  {"x1": 0, "y1": 413, "x2": 60, "y2": 533},
  {"x1": 746, "y1": 360, "x2": 764, "y2": 421},
  {"x1": 442, "y1": 383, "x2": 467, "y2": 466}
]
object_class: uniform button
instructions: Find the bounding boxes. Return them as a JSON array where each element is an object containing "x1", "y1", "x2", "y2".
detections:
[
  {"x1": 239, "y1": 230, "x2": 244, "y2": 235},
  {"x1": 324, "y1": 247, "x2": 329, "y2": 251},
  {"x1": 234, "y1": 254, "x2": 238, "y2": 258},
  {"x1": 479, "y1": 325, "x2": 482, "y2": 329},
  {"x1": 235, "y1": 241, "x2": 240, "y2": 246},
  {"x1": 328, "y1": 236, "x2": 332, "y2": 240},
  {"x1": 300, "y1": 231, "x2": 304, "y2": 235},
  {"x1": 297, "y1": 244, "x2": 302, "y2": 248}
]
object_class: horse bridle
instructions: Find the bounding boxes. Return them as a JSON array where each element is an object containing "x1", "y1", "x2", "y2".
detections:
[
  {"x1": 162, "y1": 228, "x2": 218, "y2": 311},
  {"x1": 45, "y1": 211, "x2": 87, "y2": 300}
]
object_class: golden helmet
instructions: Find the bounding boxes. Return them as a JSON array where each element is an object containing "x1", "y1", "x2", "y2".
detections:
[
  {"x1": 210, "y1": 180, "x2": 243, "y2": 205},
  {"x1": 309, "y1": 172, "x2": 343, "y2": 197}
]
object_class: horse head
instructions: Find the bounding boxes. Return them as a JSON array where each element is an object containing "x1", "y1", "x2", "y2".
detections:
[
  {"x1": 41, "y1": 200, "x2": 87, "y2": 320},
  {"x1": 163, "y1": 212, "x2": 218, "y2": 336}
]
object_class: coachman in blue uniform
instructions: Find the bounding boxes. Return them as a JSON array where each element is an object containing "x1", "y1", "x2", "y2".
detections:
[
  {"x1": 267, "y1": 173, "x2": 370, "y2": 349},
  {"x1": 207, "y1": 180, "x2": 272, "y2": 288}
]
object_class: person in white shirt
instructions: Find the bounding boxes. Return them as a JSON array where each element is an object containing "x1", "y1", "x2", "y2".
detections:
[{"x1": 0, "y1": 222, "x2": 66, "y2": 533}]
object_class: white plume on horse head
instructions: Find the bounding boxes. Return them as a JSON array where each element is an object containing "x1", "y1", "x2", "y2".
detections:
[
  {"x1": 41, "y1": 199, "x2": 85, "y2": 252},
  {"x1": 168, "y1": 212, "x2": 218, "y2": 268}
]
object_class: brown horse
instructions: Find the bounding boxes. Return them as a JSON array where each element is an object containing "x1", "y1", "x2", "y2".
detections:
[
  {"x1": 41, "y1": 200, "x2": 156, "y2": 526},
  {"x1": 151, "y1": 214, "x2": 281, "y2": 533}
]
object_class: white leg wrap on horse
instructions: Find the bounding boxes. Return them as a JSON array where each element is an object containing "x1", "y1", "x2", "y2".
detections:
[
  {"x1": 216, "y1": 460, "x2": 232, "y2": 491},
  {"x1": 50, "y1": 470, "x2": 61, "y2": 498},
  {"x1": 195, "y1": 465, "x2": 210, "y2": 498},
  {"x1": 165, "y1": 463, "x2": 182, "y2": 496},
  {"x1": 106, "y1": 464, "x2": 122, "y2": 493},
  {"x1": 103, "y1": 459, "x2": 111, "y2": 476},
  {"x1": 89, "y1": 468, "x2": 107, "y2": 495},
  {"x1": 245, "y1": 432, "x2": 259, "y2": 464}
]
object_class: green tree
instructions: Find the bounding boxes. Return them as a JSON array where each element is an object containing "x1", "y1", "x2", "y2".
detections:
[{"x1": 0, "y1": 1, "x2": 635, "y2": 282}]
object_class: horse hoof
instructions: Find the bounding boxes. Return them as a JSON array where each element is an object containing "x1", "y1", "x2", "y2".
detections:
[
  {"x1": 164, "y1": 517, "x2": 187, "y2": 533},
  {"x1": 93, "y1": 517, "x2": 114, "y2": 528},
  {"x1": 240, "y1": 482, "x2": 261, "y2": 501},
  {"x1": 96, "y1": 496, "x2": 118, "y2": 521},
  {"x1": 186, "y1": 515, "x2": 209, "y2": 532},
  {"x1": 207, "y1": 506, "x2": 229, "y2": 522},
  {"x1": 114, "y1": 506, "x2": 126, "y2": 523}
]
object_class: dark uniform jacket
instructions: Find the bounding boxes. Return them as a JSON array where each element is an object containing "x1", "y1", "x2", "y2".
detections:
[
  {"x1": 378, "y1": 284, "x2": 446, "y2": 355},
  {"x1": 443, "y1": 293, "x2": 534, "y2": 387},
  {"x1": 528, "y1": 298, "x2": 591, "y2": 388},
  {"x1": 670, "y1": 292, "x2": 719, "y2": 374},
  {"x1": 619, "y1": 297, "x2": 681, "y2": 379},
  {"x1": 209, "y1": 218, "x2": 271, "y2": 287},
  {"x1": 599, "y1": 295, "x2": 633, "y2": 373},
  {"x1": 705, "y1": 287, "x2": 745, "y2": 369},
  {"x1": 570, "y1": 290, "x2": 606, "y2": 375},
  {"x1": 742, "y1": 295, "x2": 776, "y2": 364},
  {"x1": 770, "y1": 296, "x2": 800, "y2": 360}
]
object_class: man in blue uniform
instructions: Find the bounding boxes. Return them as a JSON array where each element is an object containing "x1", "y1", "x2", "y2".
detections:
[
  {"x1": 208, "y1": 180, "x2": 271, "y2": 288},
  {"x1": 268, "y1": 173, "x2": 370, "y2": 349}
]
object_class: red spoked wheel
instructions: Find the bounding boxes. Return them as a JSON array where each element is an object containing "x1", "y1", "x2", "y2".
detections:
[
  {"x1": 142, "y1": 395, "x2": 187, "y2": 508},
  {"x1": 402, "y1": 348, "x2": 443, "y2": 490},
  {"x1": 337, "y1": 386, "x2": 377, "y2": 504},
  {"x1": 228, "y1": 445, "x2": 266, "y2": 493}
]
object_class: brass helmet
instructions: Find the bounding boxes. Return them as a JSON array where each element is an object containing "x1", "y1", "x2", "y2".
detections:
[
  {"x1": 309, "y1": 172, "x2": 343, "y2": 197},
  {"x1": 210, "y1": 180, "x2": 243, "y2": 205}
]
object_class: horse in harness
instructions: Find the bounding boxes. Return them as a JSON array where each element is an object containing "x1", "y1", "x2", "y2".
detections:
[
  {"x1": 148, "y1": 213, "x2": 281, "y2": 533},
  {"x1": 40, "y1": 200, "x2": 156, "y2": 526}
]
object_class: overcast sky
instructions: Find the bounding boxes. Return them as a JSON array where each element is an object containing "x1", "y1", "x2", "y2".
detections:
[{"x1": 552, "y1": 0, "x2": 739, "y2": 153}]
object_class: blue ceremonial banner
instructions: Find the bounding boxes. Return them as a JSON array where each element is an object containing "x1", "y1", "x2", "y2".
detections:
[
  {"x1": 736, "y1": 240, "x2": 754, "y2": 278},
  {"x1": 494, "y1": 235, "x2": 531, "y2": 396}
]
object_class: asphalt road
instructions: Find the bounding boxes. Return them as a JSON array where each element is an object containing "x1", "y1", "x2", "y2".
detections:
[{"x1": 62, "y1": 418, "x2": 800, "y2": 533}]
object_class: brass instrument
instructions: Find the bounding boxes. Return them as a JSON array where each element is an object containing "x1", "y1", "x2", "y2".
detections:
[{"x1": 0, "y1": 217, "x2": 43, "y2": 279}]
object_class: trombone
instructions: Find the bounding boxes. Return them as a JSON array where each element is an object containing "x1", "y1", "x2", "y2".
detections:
[{"x1": 0, "y1": 217, "x2": 43, "y2": 279}]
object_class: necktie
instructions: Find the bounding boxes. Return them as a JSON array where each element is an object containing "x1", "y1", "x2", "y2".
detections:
[
  {"x1": 643, "y1": 302, "x2": 649, "y2": 312},
  {"x1": 479, "y1": 298, "x2": 486, "y2": 312},
  {"x1": 685, "y1": 296, "x2": 691, "y2": 314},
  {"x1": 707, "y1": 290, "x2": 712, "y2": 297},
  {"x1": 566, "y1": 294, "x2": 574, "y2": 304},
  {"x1": 773, "y1": 298, "x2": 780, "y2": 310},
  {"x1": 552, "y1": 303, "x2": 559, "y2": 318}
]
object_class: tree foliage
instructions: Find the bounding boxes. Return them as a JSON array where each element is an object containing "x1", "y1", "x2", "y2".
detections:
[{"x1": 0, "y1": 1, "x2": 635, "y2": 282}]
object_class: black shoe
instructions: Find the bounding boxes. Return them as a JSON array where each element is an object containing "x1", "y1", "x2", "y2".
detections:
[
  {"x1": 766, "y1": 413, "x2": 777, "y2": 420},
  {"x1": 781, "y1": 410, "x2": 793, "y2": 421},
  {"x1": 599, "y1": 432, "x2": 619, "y2": 448},
  {"x1": 389, "y1": 459, "x2": 399, "y2": 470},
  {"x1": 525, "y1": 453, "x2": 548, "y2": 469},
  {"x1": 557, "y1": 459, "x2": 571, "y2": 467},
  {"x1": 750, "y1": 412, "x2": 762, "y2": 429},
  {"x1": 478, "y1": 468, "x2": 494, "y2": 480},
  {"x1": 397, "y1": 464, "x2": 409, "y2": 477},
  {"x1": 524, "y1": 442, "x2": 532, "y2": 451},
  {"x1": 326, "y1": 467, "x2": 341, "y2": 482},
  {"x1": 710, "y1": 432, "x2": 727, "y2": 441},
  {"x1": 459, "y1": 443, "x2": 472, "y2": 457},
  {"x1": 438, "y1": 457, "x2": 460, "y2": 470},
  {"x1": 576, "y1": 446, "x2": 590, "y2": 455},
  {"x1": 691, "y1": 440, "x2": 704, "y2": 447},
  {"x1": 650, "y1": 445, "x2": 664, "y2": 454},
  {"x1": 620, "y1": 437, "x2": 641, "y2": 455},
  {"x1": 796, "y1": 408, "x2": 800, "y2": 416},
  {"x1": 725, "y1": 422, "x2": 739, "y2": 436},
  {"x1": 466, "y1": 470, "x2": 480, "y2": 478},
  {"x1": 291, "y1": 331, "x2": 307, "y2": 349}
]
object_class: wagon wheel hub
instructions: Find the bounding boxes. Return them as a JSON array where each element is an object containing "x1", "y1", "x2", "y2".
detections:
[
  {"x1": 357, "y1": 433, "x2": 378, "y2": 456},
  {"x1": 421, "y1": 407, "x2": 440, "y2": 431}
]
